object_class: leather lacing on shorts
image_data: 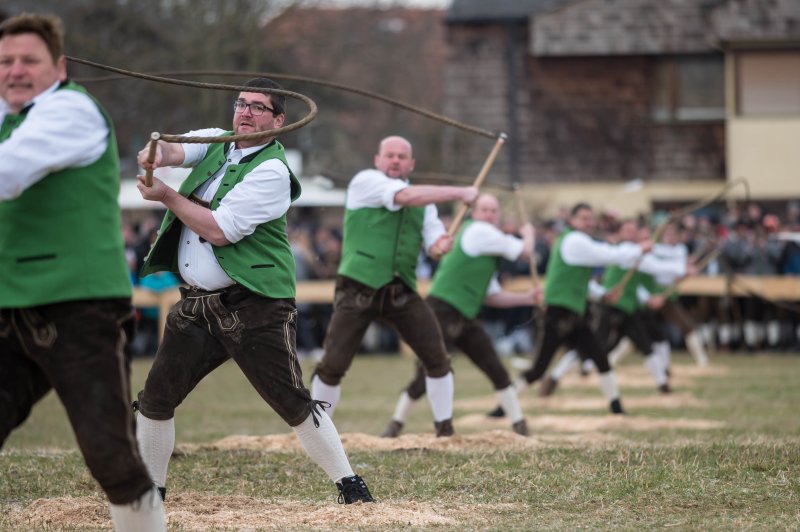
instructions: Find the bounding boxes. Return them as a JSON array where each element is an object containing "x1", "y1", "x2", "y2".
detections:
[{"x1": 309, "y1": 400, "x2": 332, "y2": 427}]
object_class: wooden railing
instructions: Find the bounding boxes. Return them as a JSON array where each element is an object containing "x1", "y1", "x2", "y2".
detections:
[{"x1": 133, "y1": 275, "x2": 800, "y2": 339}]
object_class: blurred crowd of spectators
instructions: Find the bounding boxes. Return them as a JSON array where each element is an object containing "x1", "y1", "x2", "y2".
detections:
[{"x1": 125, "y1": 200, "x2": 800, "y2": 357}]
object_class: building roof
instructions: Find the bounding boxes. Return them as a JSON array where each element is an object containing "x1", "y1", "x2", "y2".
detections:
[
  {"x1": 531, "y1": 0, "x2": 800, "y2": 56},
  {"x1": 709, "y1": 0, "x2": 800, "y2": 46},
  {"x1": 445, "y1": 0, "x2": 576, "y2": 23}
]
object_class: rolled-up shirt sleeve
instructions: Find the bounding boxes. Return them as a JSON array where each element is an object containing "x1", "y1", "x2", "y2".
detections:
[
  {"x1": 422, "y1": 205, "x2": 446, "y2": 251},
  {"x1": 461, "y1": 221, "x2": 524, "y2": 259},
  {"x1": 637, "y1": 284, "x2": 653, "y2": 304},
  {"x1": 0, "y1": 87, "x2": 108, "y2": 200},
  {"x1": 179, "y1": 128, "x2": 221, "y2": 167},
  {"x1": 486, "y1": 276, "x2": 503, "y2": 296},
  {"x1": 211, "y1": 158, "x2": 291, "y2": 244},
  {"x1": 588, "y1": 278, "x2": 607, "y2": 301},
  {"x1": 345, "y1": 169, "x2": 409, "y2": 211}
]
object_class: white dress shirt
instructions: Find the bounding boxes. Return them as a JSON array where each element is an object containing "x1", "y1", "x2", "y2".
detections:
[
  {"x1": 560, "y1": 231, "x2": 643, "y2": 268},
  {"x1": 458, "y1": 220, "x2": 524, "y2": 298},
  {"x1": 638, "y1": 252, "x2": 687, "y2": 282},
  {"x1": 175, "y1": 128, "x2": 291, "y2": 290},
  {"x1": 0, "y1": 81, "x2": 108, "y2": 200},
  {"x1": 460, "y1": 220, "x2": 524, "y2": 260},
  {"x1": 650, "y1": 243, "x2": 689, "y2": 285},
  {"x1": 345, "y1": 168, "x2": 445, "y2": 252}
]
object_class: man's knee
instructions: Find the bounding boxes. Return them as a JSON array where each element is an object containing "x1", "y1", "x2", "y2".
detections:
[
  {"x1": 87, "y1": 454, "x2": 153, "y2": 505},
  {"x1": 133, "y1": 390, "x2": 176, "y2": 421},
  {"x1": 76, "y1": 422, "x2": 153, "y2": 504},
  {"x1": 420, "y1": 355, "x2": 451, "y2": 379}
]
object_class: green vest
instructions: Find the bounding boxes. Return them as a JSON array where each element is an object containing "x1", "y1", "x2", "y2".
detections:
[
  {"x1": 428, "y1": 220, "x2": 501, "y2": 319},
  {"x1": 0, "y1": 81, "x2": 131, "y2": 308},
  {"x1": 640, "y1": 271, "x2": 678, "y2": 303},
  {"x1": 140, "y1": 137, "x2": 301, "y2": 299},
  {"x1": 602, "y1": 265, "x2": 644, "y2": 315},
  {"x1": 543, "y1": 228, "x2": 594, "y2": 316},
  {"x1": 338, "y1": 200, "x2": 425, "y2": 291}
]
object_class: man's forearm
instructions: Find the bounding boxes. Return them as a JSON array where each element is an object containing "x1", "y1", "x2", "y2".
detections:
[
  {"x1": 394, "y1": 185, "x2": 466, "y2": 206},
  {"x1": 162, "y1": 189, "x2": 229, "y2": 246}
]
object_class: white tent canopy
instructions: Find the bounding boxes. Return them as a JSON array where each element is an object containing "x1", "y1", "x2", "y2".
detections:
[
  {"x1": 119, "y1": 149, "x2": 346, "y2": 209},
  {"x1": 119, "y1": 172, "x2": 345, "y2": 209}
]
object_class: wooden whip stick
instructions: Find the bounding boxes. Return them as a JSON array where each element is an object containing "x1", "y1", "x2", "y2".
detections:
[
  {"x1": 447, "y1": 133, "x2": 507, "y2": 237},
  {"x1": 514, "y1": 186, "x2": 541, "y2": 290},
  {"x1": 144, "y1": 132, "x2": 160, "y2": 187}
]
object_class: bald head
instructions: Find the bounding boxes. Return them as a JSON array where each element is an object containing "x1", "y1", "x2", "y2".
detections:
[
  {"x1": 472, "y1": 193, "x2": 500, "y2": 226},
  {"x1": 374, "y1": 135, "x2": 415, "y2": 180},
  {"x1": 379, "y1": 136, "x2": 412, "y2": 154}
]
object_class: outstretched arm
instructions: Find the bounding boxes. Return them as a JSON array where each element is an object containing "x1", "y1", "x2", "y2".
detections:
[
  {"x1": 485, "y1": 289, "x2": 538, "y2": 308},
  {"x1": 394, "y1": 185, "x2": 478, "y2": 207},
  {"x1": 137, "y1": 139, "x2": 186, "y2": 171}
]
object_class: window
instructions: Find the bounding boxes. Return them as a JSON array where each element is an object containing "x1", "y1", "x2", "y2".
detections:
[
  {"x1": 652, "y1": 55, "x2": 725, "y2": 122},
  {"x1": 737, "y1": 51, "x2": 800, "y2": 116}
]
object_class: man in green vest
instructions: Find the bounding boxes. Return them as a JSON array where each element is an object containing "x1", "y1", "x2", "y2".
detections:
[
  {"x1": 134, "y1": 78, "x2": 372, "y2": 505},
  {"x1": 311, "y1": 135, "x2": 478, "y2": 436},
  {"x1": 540, "y1": 221, "x2": 694, "y2": 396},
  {"x1": 379, "y1": 194, "x2": 537, "y2": 438},
  {"x1": 506, "y1": 204, "x2": 653, "y2": 415},
  {"x1": 0, "y1": 13, "x2": 166, "y2": 531},
  {"x1": 648, "y1": 222, "x2": 709, "y2": 366},
  {"x1": 586, "y1": 219, "x2": 686, "y2": 393}
]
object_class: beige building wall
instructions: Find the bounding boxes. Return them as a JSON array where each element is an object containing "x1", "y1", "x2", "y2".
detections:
[
  {"x1": 726, "y1": 119, "x2": 800, "y2": 198},
  {"x1": 725, "y1": 50, "x2": 800, "y2": 199}
]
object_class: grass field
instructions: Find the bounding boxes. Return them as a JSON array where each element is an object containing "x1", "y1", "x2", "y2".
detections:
[{"x1": 1, "y1": 351, "x2": 799, "y2": 530}]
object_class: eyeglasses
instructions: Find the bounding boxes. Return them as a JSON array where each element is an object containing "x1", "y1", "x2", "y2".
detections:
[{"x1": 233, "y1": 100, "x2": 277, "y2": 116}]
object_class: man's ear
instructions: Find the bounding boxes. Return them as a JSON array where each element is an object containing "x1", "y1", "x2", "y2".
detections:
[{"x1": 57, "y1": 55, "x2": 67, "y2": 81}]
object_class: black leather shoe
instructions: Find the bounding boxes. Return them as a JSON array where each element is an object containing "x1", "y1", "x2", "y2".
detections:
[
  {"x1": 610, "y1": 398, "x2": 625, "y2": 415},
  {"x1": 434, "y1": 418, "x2": 454, "y2": 437},
  {"x1": 486, "y1": 405, "x2": 506, "y2": 418},
  {"x1": 336, "y1": 475, "x2": 374, "y2": 504}
]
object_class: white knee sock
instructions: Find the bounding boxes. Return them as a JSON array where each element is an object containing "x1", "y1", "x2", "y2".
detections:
[
  {"x1": 392, "y1": 391, "x2": 418, "y2": 424},
  {"x1": 685, "y1": 330, "x2": 709, "y2": 366},
  {"x1": 767, "y1": 321, "x2": 781, "y2": 347},
  {"x1": 495, "y1": 385, "x2": 524, "y2": 423},
  {"x1": 109, "y1": 486, "x2": 166, "y2": 532},
  {"x1": 311, "y1": 375, "x2": 341, "y2": 417},
  {"x1": 644, "y1": 353, "x2": 668, "y2": 386},
  {"x1": 513, "y1": 376, "x2": 531, "y2": 394},
  {"x1": 597, "y1": 371, "x2": 620, "y2": 402},
  {"x1": 582, "y1": 358, "x2": 597, "y2": 373},
  {"x1": 653, "y1": 340, "x2": 671, "y2": 370},
  {"x1": 700, "y1": 323, "x2": 716, "y2": 349},
  {"x1": 136, "y1": 414, "x2": 174, "y2": 489},
  {"x1": 425, "y1": 372, "x2": 454, "y2": 422},
  {"x1": 719, "y1": 323, "x2": 731, "y2": 345},
  {"x1": 608, "y1": 337, "x2": 634, "y2": 366},
  {"x1": 550, "y1": 350, "x2": 580, "y2": 381},
  {"x1": 744, "y1": 321, "x2": 758, "y2": 347},
  {"x1": 293, "y1": 411, "x2": 354, "y2": 483}
]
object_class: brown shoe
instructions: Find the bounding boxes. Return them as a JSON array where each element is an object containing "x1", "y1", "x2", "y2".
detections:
[
  {"x1": 512, "y1": 419, "x2": 529, "y2": 436},
  {"x1": 380, "y1": 420, "x2": 403, "y2": 438},
  {"x1": 658, "y1": 383, "x2": 672, "y2": 394},
  {"x1": 539, "y1": 376, "x2": 559, "y2": 397},
  {"x1": 434, "y1": 418, "x2": 454, "y2": 437}
]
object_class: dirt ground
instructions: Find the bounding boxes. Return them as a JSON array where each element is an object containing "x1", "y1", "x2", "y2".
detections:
[
  {"x1": 7, "y1": 362, "x2": 726, "y2": 530},
  {"x1": 9, "y1": 494, "x2": 524, "y2": 530}
]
